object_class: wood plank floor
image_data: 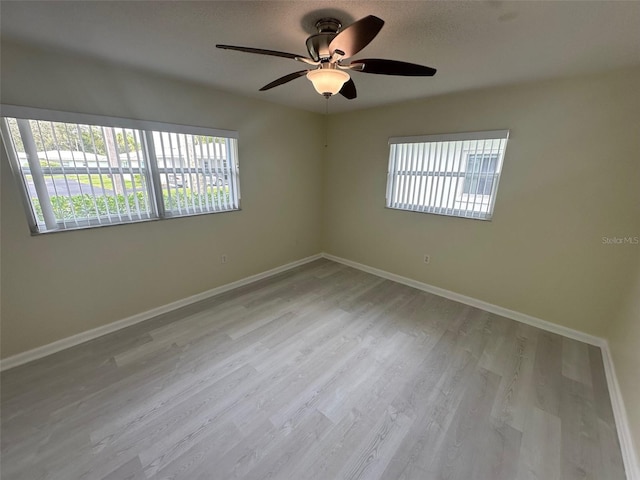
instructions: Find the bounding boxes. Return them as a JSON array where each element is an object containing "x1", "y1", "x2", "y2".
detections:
[{"x1": 0, "y1": 259, "x2": 626, "y2": 480}]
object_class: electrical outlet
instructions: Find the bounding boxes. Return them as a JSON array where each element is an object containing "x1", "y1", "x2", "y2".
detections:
[
  {"x1": 221, "y1": 254, "x2": 228, "y2": 264},
  {"x1": 423, "y1": 254, "x2": 430, "y2": 264}
]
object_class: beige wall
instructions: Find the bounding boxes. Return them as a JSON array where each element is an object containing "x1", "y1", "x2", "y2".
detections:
[
  {"x1": 324, "y1": 67, "x2": 640, "y2": 337},
  {"x1": 608, "y1": 252, "x2": 640, "y2": 461},
  {"x1": 0, "y1": 42, "x2": 325, "y2": 358}
]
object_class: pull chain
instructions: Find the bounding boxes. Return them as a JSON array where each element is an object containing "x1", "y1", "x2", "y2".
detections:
[{"x1": 324, "y1": 96, "x2": 329, "y2": 148}]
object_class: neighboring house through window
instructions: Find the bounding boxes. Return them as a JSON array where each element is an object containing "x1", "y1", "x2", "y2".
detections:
[{"x1": 386, "y1": 130, "x2": 509, "y2": 220}]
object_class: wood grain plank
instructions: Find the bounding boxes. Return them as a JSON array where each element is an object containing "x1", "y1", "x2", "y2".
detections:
[
  {"x1": 489, "y1": 323, "x2": 538, "y2": 431},
  {"x1": 101, "y1": 456, "x2": 146, "y2": 480},
  {"x1": 336, "y1": 405, "x2": 413, "y2": 480},
  {"x1": 532, "y1": 330, "x2": 563, "y2": 416},
  {"x1": 427, "y1": 367, "x2": 502, "y2": 479},
  {"x1": 515, "y1": 406, "x2": 561, "y2": 480},
  {"x1": 151, "y1": 420, "x2": 243, "y2": 480},
  {"x1": 587, "y1": 344, "x2": 616, "y2": 425},
  {"x1": 562, "y1": 337, "x2": 593, "y2": 386},
  {"x1": 560, "y1": 376, "x2": 605, "y2": 480}
]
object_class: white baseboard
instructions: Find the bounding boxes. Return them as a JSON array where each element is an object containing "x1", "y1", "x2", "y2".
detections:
[
  {"x1": 322, "y1": 253, "x2": 603, "y2": 346},
  {"x1": 322, "y1": 252, "x2": 639, "y2": 480},
  {"x1": 0, "y1": 253, "x2": 322, "y2": 372},
  {"x1": 601, "y1": 341, "x2": 640, "y2": 480}
]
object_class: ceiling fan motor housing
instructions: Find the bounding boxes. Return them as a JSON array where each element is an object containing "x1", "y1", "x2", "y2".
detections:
[{"x1": 306, "y1": 18, "x2": 341, "y2": 61}]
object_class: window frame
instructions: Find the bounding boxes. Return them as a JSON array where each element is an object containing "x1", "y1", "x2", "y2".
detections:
[
  {"x1": 1, "y1": 104, "x2": 240, "y2": 235},
  {"x1": 386, "y1": 130, "x2": 509, "y2": 221}
]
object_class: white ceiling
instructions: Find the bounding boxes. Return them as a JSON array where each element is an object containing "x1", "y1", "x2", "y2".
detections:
[{"x1": 2, "y1": 1, "x2": 639, "y2": 114}]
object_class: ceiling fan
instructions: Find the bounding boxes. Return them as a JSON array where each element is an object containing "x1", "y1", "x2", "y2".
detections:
[{"x1": 216, "y1": 15, "x2": 437, "y2": 100}]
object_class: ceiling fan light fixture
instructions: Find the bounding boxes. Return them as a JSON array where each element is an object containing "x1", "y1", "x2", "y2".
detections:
[{"x1": 306, "y1": 68, "x2": 350, "y2": 97}]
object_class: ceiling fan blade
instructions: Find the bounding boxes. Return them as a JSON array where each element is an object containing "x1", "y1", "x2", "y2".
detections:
[
  {"x1": 216, "y1": 44, "x2": 304, "y2": 60},
  {"x1": 350, "y1": 58, "x2": 437, "y2": 76},
  {"x1": 339, "y1": 78, "x2": 357, "y2": 99},
  {"x1": 329, "y1": 15, "x2": 384, "y2": 59},
  {"x1": 259, "y1": 70, "x2": 308, "y2": 91}
]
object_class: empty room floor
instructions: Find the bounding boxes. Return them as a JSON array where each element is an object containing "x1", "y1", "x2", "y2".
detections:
[{"x1": 0, "y1": 259, "x2": 626, "y2": 480}]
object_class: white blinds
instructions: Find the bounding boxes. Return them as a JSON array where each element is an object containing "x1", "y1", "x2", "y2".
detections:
[
  {"x1": 1, "y1": 107, "x2": 240, "y2": 234},
  {"x1": 4, "y1": 118, "x2": 152, "y2": 231},
  {"x1": 386, "y1": 130, "x2": 509, "y2": 220},
  {"x1": 149, "y1": 131, "x2": 240, "y2": 216}
]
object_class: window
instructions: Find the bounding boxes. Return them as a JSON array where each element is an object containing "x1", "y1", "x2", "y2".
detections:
[
  {"x1": 1, "y1": 106, "x2": 240, "y2": 234},
  {"x1": 386, "y1": 130, "x2": 509, "y2": 220},
  {"x1": 149, "y1": 130, "x2": 239, "y2": 216},
  {"x1": 463, "y1": 153, "x2": 499, "y2": 196}
]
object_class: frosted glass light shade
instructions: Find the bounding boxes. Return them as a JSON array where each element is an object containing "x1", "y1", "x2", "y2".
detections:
[{"x1": 306, "y1": 69, "x2": 350, "y2": 96}]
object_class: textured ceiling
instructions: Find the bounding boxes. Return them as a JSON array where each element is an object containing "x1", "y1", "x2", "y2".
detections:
[{"x1": 2, "y1": 1, "x2": 640, "y2": 113}]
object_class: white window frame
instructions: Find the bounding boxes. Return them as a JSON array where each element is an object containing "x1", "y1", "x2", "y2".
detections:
[
  {"x1": 1, "y1": 105, "x2": 240, "y2": 234},
  {"x1": 386, "y1": 130, "x2": 509, "y2": 220}
]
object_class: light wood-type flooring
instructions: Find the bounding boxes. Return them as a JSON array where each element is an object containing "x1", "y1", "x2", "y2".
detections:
[{"x1": 0, "y1": 259, "x2": 626, "y2": 480}]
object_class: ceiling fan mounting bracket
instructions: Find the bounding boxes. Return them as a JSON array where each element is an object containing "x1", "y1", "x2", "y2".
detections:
[
  {"x1": 306, "y1": 17, "x2": 342, "y2": 61},
  {"x1": 314, "y1": 18, "x2": 342, "y2": 34}
]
